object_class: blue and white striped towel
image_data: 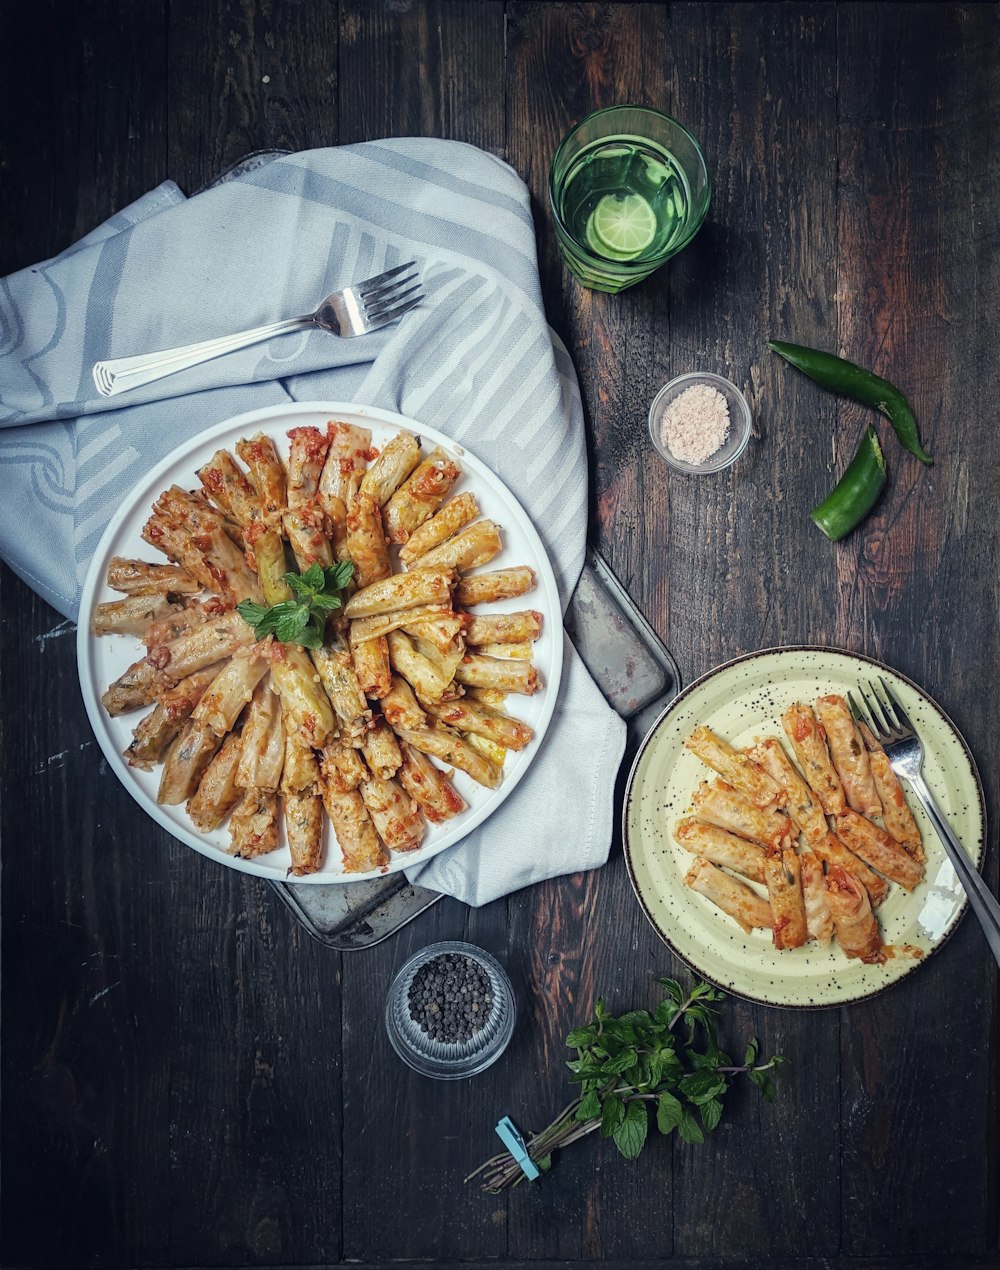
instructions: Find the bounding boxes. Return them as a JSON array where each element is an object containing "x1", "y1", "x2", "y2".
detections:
[{"x1": 0, "y1": 140, "x2": 626, "y2": 905}]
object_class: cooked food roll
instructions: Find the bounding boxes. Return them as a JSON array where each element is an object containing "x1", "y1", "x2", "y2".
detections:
[
  {"x1": 454, "y1": 654, "x2": 540, "y2": 695},
  {"x1": 157, "y1": 721, "x2": 224, "y2": 806},
  {"x1": 344, "y1": 567, "x2": 454, "y2": 619},
  {"x1": 414, "y1": 519, "x2": 503, "y2": 574},
  {"x1": 141, "y1": 514, "x2": 223, "y2": 595},
  {"x1": 383, "y1": 448, "x2": 461, "y2": 544},
  {"x1": 283, "y1": 790, "x2": 324, "y2": 875},
  {"x1": 349, "y1": 603, "x2": 453, "y2": 645},
  {"x1": 747, "y1": 736, "x2": 828, "y2": 847},
  {"x1": 144, "y1": 602, "x2": 216, "y2": 651},
  {"x1": 359, "y1": 430, "x2": 422, "y2": 506},
  {"x1": 815, "y1": 694, "x2": 882, "y2": 819},
  {"x1": 397, "y1": 740, "x2": 466, "y2": 824},
  {"x1": 360, "y1": 716, "x2": 403, "y2": 780},
  {"x1": 835, "y1": 810, "x2": 924, "y2": 892},
  {"x1": 672, "y1": 818, "x2": 767, "y2": 883},
  {"x1": 858, "y1": 720, "x2": 924, "y2": 862},
  {"x1": 320, "y1": 741, "x2": 368, "y2": 792},
  {"x1": 236, "y1": 681, "x2": 285, "y2": 792},
  {"x1": 101, "y1": 611, "x2": 255, "y2": 714},
  {"x1": 310, "y1": 638, "x2": 371, "y2": 741},
  {"x1": 360, "y1": 775, "x2": 425, "y2": 852},
  {"x1": 318, "y1": 421, "x2": 372, "y2": 508},
  {"x1": 286, "y1": 426, "x2": 332, "y2": 509},
  {"x1": 124, "y1": 661, "x2": 228, "y2": 770},
  {"x1": 464, "y1": 610, "x2": 543, "y2": 647},
  {"x1": 690, "y1": 780, "x2": 793, "y2": 850},
  {"x1": 401, "y1": 610, "x2": 466, "y2": 655},
  {"x1": 684, "y1": 725, "x2": 781, "y2": 809},
  {"x1": 191, "y1": 646, "x2": 270, "y2": 736},
  {"x1": 268, "y1": 644, "x2": 336, "y2": 749},
  {"x1": 763, "y1": 843, "x2": 808, "y2": 950},
  {"x1": 187, "y1": 731, "x2": 244, "y2": 831},
  {"x1": 812, "y1": 832, "x2": 889, "y2": 907},
  {"x1": 281, "y1": 731, "x2": 320, "y2": 794},
  {"x1": 424, "y1": 697, "x2": 533, "y2": 751},
  {"x1": 386, "y1": 630, "x2": 455, "y2": 703},
  {"x1": 473, "y1": 641, "x2": 532, "y2": 661},
  {"x1": 153, "y1": 486, "x2": 262, "y2": 604},
  {"x1": 781, "y1": 703, "x2": 846, "y2": 816},
  {"x1": 106, "y1": 557, "x2": 201, "y2": 596},
  {"x1": 236, "y1": 433, "x2": 288, "y2": 516},
  {"x1": 92, "y1": 594, "x2": 179, "y2": 639},
  {"x1": 351, "y1": 635, "x2": 392, "y2": 700},
  {"x1": 799, "y1": 849, "x2": 834, "y2": 946},
  {"x1": 393, "y1": 723, "x2": 502, "y2": 789},
  {"x1": 318, "y1": 762, "x2": 388, "y2": 873},
  {"x1": 407, "y1": 631, "x2": 464, "y2": 688},
  {"x1": 197, "y1": 449, "x2": 261, "y2": 527},
  {"x1": 825, "y1": 864, "x2": 885, "y2": 963},
  {"x1": 399, "y1": 491, "x2": 480, "y2": 565},
  {"x1": 454, "y1": 566, "x2": 536, "y2": 607},
  {"x1": 228, "y1": 788, "x2": 280, "y2": 858},
  {"x1": 243, "y1": 522, "x2": 294, "y2": 605},
  {"x1": 684, "y1": 858, "x2": 773, "y2": 935},
  {"x1": 283, "y1": 507, "x2": 334, "y2": 571},
  {"x1": 379, "y1": 676, "x2": 428, "y2": 731}
]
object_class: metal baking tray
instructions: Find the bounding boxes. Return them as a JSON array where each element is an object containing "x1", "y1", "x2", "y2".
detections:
[{"x1": 268, "y1": 549, "x2": 680, "y2": 948}]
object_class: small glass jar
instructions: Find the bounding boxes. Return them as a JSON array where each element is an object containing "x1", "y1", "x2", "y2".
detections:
[
  {"x1": 384, "y1": 941, "x2": 516, "y2": 1080},
  {"x1": 648, "y1": 372, "x2": 753, "y2": 474}
]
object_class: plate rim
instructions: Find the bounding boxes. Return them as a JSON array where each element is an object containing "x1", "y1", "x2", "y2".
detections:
[
  {"x1": 76, "y1": 399, "x2": 564, "y2": 884},
  {"x1": 621, "y1": 643, "x2": 987, "y2": 1010}
]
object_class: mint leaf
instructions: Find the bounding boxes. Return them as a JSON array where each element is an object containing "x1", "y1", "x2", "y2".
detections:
[
  {"x1": 298, "y1": 614, "x2": 326, "y2": 649},
  {"x1": 325, "y1": 561, "x2": 355, "y2": 591},
  {"x1": 237, "y1": 600, "x2": 271, "y2": 629},
  {"x1": 285, "y1": 571, "x2": 315, "y2": 598},
  {"x1": 299, "y1": 562, "x2": 326, "y2": 592},
  {"x1": 576, "y1": 1090, "x2": 601, "y2": 1122},
  {"x1": 656, "y1": 1091, "x2": 683, "y2": 1135},
  {"x1": 744, "y1": 1039, "x2": 758, "y2": 1067},
  {"x1": 679, "y1": 1071, "x2": 727, "y2": 1105},
  {"x1": 600, "y1": 1095, "x2": 625, "y2": 1138},
  {"x1": 676, "y1": 1106, "x2": 704, "y2": 1145},
  {"x1": 309, "y1": 591, "x2": 342, "y2": 612},
  {"x1": 566, "y1": 1027, "x2": 595, "y2": 1049},
  {"x1": 275, "y1": 605, "x2": 311, "y2": 643},
  {"x1": 699, "y1": 1097, "x2": 723, "y2": 1133},
  {"x1": 612, "y1": 1101, "x2": 647, "y2": 1160},
  {"x1": 602, "y1": 1048, "x2": 638, "y2": 1076}
]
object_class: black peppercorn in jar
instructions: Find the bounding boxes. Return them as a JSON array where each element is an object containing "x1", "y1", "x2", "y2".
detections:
[{"x1": 385, "y1": 941, "x2": 515, "y2": 1079}]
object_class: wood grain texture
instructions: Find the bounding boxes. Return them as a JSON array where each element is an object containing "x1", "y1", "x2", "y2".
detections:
[
  {"x1": 2, "y1": 1, "x2": 1000, "y2": 1266},
  {"x1": 166, "y1": 0, "x2": 339, "y2": 193},
  {"x1": 0, "y1": 0, "x2": 168, "y2": 275}
]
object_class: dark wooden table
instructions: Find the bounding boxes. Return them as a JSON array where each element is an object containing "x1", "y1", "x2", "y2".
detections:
[{"x1": 2, "y1": 3, "x2": 998, "y2": 1268}]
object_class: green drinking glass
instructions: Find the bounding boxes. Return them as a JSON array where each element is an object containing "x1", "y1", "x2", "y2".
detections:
[{"x1": 548, "y1": 105, "x2": 711, "y2": 294}]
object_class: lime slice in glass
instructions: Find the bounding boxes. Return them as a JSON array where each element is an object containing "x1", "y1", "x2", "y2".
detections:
[{"x1": 585, "y1": 193, "x2": 658, "y2": 260}]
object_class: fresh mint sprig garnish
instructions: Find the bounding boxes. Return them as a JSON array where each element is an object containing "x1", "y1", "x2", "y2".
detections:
[
  {"x1": 466, "y1": 977, "x2": 785, "y2": 1192},
  {"x1": 237, "y1": 561, "x2": 354, "y2": 649}
]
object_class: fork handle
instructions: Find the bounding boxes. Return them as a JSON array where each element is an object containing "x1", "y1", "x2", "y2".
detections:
[
  {"x1": 907, "y1": 771, "x2": 1000, "y2": 968},
  {"x1": 92, "y1": 315, "x2": 315, "y2": 398}
]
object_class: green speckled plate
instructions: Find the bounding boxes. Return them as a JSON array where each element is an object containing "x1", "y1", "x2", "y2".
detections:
[{"x1": 623, "y1": 647, "x2": 986, "y2": 1008}]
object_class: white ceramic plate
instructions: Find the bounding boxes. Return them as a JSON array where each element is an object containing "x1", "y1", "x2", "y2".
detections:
[
  {"x1": 78, "y1": 402, "x2": 563, "y2": 883},
  {"x1": 623, "y1": 647, "x2": 986, "y2": 1007}
]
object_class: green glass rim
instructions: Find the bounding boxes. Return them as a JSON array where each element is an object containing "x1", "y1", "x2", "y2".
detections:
[{"x1": 548, "y1": 104, "x2": 712, "y2": 271}]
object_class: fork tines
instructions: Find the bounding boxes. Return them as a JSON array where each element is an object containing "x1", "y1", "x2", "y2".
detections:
[
  {"x1": 849, "y1": 678, "x2": 914, "y2": 744},
  {"x1": 358, "y1": 263, "x2": 422, "y2": 326}
]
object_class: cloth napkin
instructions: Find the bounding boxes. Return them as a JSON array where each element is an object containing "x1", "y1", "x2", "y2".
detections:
[{"x1": 0, "y1": 140, "x2": 627, "y2": 905}]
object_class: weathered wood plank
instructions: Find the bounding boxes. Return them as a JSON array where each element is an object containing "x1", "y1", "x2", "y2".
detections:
[
  {"x1": 0, "y1": 0, "x2": 168, "y2": 274},
  {"x1": 835, "y1": 3, "x2": 1000, "y2": 1256},
  {"x1": 338, "y1": 0, "x2": 505, "y2": 150},
  {"x1": 166, "y1": 0, "x2": 339, "y2": 193}
]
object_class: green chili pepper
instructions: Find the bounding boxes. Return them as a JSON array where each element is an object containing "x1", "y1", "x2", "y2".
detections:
[
  {"x1": 768, "y1": 339, "x2": 932, "y2": 465},
  {"x1": 810, "y1": 426, "x2": 887, "y2": 541}
]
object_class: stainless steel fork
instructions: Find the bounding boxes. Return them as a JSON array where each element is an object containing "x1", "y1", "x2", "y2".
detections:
[
  {"x1": 92, "y1": 261, "x2": 422, "y2": 398},
  {"x1": 850, "y1": 678, "x2": 1000, "y2": 967}
]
